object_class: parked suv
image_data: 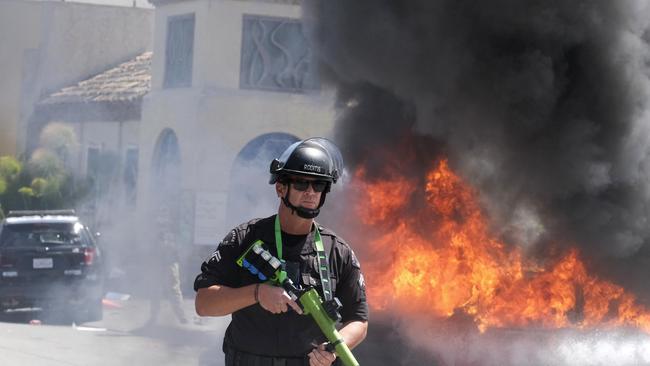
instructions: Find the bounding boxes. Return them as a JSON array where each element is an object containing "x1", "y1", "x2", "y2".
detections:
[{"x1": 0, "y1": 210, "x2": 104, "y2": 322}]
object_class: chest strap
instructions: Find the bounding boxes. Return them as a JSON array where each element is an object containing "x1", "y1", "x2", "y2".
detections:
[{"x1": 274, "y1": 215, "x2": 333, "y2": 301}]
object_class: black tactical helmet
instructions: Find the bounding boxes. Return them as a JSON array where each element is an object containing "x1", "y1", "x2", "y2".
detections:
[
  {"x1": 269, "y1": 137, "x2": 343, "y2": 185},
  {"x1": 269, "y1": 137, "x2": 344, "y2": 219}
]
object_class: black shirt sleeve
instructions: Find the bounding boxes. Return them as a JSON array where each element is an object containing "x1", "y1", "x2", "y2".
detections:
[
  {"x1": 334, "y1": 242, "x2": 369, "y2": 323},
  {"x1": 193, "y1": 228, "x2": 243, "y2": 291}
]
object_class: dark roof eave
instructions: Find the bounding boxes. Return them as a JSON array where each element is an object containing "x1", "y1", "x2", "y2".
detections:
[{"x1": 33, "y1": 100, "x2": 143, "y2": 123}]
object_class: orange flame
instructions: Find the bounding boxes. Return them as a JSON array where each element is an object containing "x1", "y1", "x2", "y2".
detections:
[{"x1": 353, "y1": 159, "x2": 650, "y2": 332}]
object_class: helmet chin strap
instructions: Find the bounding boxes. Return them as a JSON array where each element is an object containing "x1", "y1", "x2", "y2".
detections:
[{"x1": 282, "y1": 185, "x2": 327, "y2": 219}]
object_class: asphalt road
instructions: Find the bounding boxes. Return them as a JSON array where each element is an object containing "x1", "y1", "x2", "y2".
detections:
[{"x1": 0, "y1": 297, "x2": 229, "y2": 366}]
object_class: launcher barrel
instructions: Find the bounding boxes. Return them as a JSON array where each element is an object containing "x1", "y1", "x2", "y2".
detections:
[{"x1": 299, "y1": 288, "x2": 360, "y2": 366}]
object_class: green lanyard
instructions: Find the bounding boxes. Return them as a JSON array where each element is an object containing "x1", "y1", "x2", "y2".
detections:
[{"x1": 274, "y1": 215, "x2": 333, "y2": 301}]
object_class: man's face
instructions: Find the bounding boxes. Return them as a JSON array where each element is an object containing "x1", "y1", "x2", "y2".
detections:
[{"x1": 276, "y1": 176, "x2": 327, "y2": 210}]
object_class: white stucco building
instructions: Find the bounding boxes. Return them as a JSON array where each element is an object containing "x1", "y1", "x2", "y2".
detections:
[{"x1": 141, "y1": 0, "x2": 336, "y2": 276}]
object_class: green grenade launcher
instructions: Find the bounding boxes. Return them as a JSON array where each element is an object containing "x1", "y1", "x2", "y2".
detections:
[{"x1": 236, "y1": 241, "x2": 360, "y2": 366}]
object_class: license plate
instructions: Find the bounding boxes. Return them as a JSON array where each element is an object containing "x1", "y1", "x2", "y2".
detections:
[{"x1": 33, "y1": 258, "x2": 53, "y2": 269}]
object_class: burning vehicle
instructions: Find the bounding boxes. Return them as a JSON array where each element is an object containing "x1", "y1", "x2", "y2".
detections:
[
  {"x1": 355, "y1": 159, "x2": 650, "y2": 333},
  {"x1": 304, "y1": 0, "x2": 650, "y2": 364},
  {"x1": 0, "y1": 210, "x2": 104, "y2": 322},
  {"x1": 334, "y1": 146, "x2": 650, "y2": 366}
]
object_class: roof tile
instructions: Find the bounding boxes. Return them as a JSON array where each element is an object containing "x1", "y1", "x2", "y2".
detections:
[{"x1": 41, "y1": 51, "x2": 152, "y2": 105}]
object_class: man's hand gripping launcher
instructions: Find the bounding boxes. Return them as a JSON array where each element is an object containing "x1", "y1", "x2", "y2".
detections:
[{"x1": 236, "y1": 241, "x2": 360, "y2": 366}]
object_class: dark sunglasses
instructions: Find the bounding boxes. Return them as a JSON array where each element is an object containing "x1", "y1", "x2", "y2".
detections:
[{"x1": 290, "y1": 179, "x2": 329, "y2": 193}]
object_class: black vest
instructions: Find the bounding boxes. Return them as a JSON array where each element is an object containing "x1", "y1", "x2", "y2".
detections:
[{"x1": 224, "y1": 216, "x2": 339, "y2": 357}]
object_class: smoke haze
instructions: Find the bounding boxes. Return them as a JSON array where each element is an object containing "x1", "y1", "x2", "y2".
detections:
[
  {"x1": 401, "y1": 319, "x2": 650, "y2": 366},
  {"x1": 304, "y1": 0, "x2": 650, "y2": 260}
]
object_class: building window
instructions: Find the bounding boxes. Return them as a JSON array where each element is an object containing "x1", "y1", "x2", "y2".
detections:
[
  {"x1": 124, "y1": 148, "x2": 139, "y2": 205},
  {"x1": 164, "y1": 13, "x2": 195, "y2": 88},
  {"x1": 153, "y1": 129, "x2": 181, "y2": 180},
  {"x1": 240, "y1": 15, "x2": 319, "y2": 93}
]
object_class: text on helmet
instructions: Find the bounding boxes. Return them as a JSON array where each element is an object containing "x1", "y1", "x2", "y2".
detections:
[{"x1": 303, "y1": 164, "x2": 322, "y2": 173}]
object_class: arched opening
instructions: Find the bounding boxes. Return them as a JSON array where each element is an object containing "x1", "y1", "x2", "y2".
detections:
[{"x1": 226, "y1": 132, "x2": 299, "y2": 227}]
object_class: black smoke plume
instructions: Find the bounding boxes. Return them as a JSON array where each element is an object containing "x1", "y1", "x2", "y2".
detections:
[
  {"x1": 305, "y1": 2, "x2": 650, "y2": 364},
  {"x1": 304, "y1": 0, "x2": 650, "y2": 268}
]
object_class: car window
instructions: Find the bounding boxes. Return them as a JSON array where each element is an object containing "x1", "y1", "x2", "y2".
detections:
[
  {"x1": 0, "y1": 222, "x2": 86, "y2": 247},
  {"x1": 81, "y1": 227, "x2": 96, "y2": 247}
]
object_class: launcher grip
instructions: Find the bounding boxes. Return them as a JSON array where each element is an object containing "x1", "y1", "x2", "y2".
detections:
[
  {"x1": 299, "y1": 288, "x2": 360, "y2": 366},
  {"x1": 236, "y1": 242, "x2": 360, "y2": 366}
]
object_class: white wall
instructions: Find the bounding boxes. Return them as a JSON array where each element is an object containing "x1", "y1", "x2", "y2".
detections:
[
  {"x1": 0, "y1": 0, "x2": 153, "y2": 156},
  {"x1": 44, "y1": 119, "x2": 140, "y2": 177},
  {"x1": 0, "y1": 1, "x2": 41, "y2": 156},
  {"x1": 77, "y1": 120, "x2": 140, "y2": 175}
]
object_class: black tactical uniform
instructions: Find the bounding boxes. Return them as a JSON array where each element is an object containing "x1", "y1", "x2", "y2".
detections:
[{"x1": 194, "y1": 214, "x2": 368, "y2": 365}]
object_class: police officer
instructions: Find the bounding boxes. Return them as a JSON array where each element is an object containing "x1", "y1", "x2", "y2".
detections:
[{"x1": 194, "y1": 138, "x2": 368, "y2": 366}]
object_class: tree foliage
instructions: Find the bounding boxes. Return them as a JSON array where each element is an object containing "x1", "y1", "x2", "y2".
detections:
[
  {"x1": 0, "y1": 154, "x2": 91, "y2": 212},
  {"x1": 0, "y1": 124, "x2": 91, "y2": 213}
]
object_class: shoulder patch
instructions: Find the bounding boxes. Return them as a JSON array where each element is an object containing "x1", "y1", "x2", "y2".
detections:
[
  {"x1": 206, "y1": 228, "x2": 239, "y2": 264},
  {"x1": 219, "y1": 229, "x2": 238, "y2": 247},
  {"x1": 208, "y1": 249, "x2": 222, "y2": 264}
]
